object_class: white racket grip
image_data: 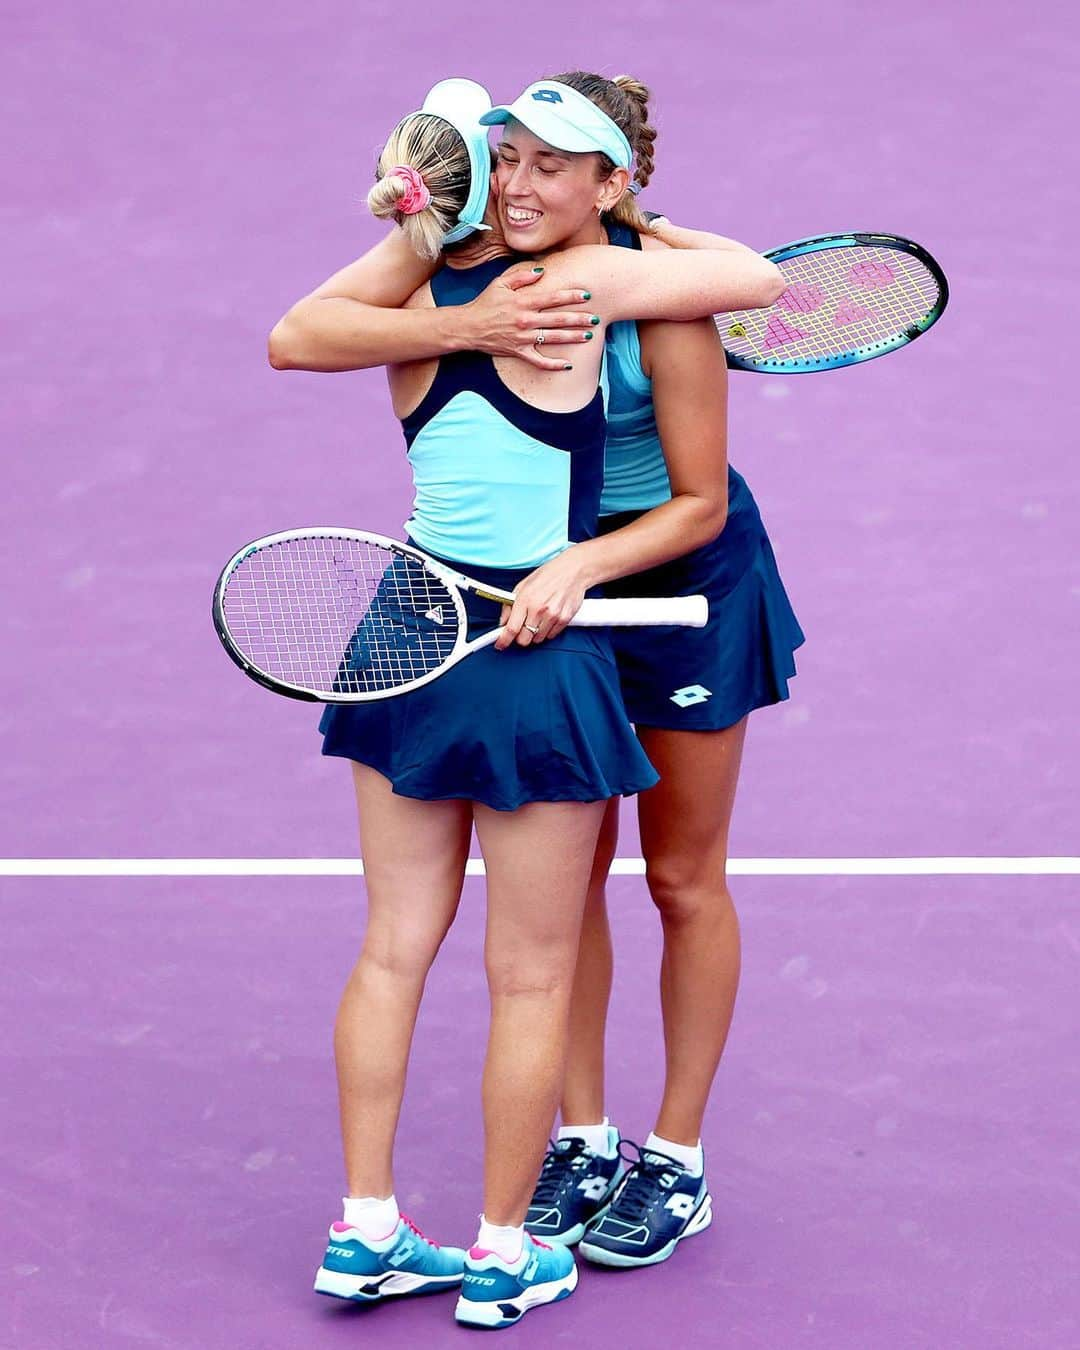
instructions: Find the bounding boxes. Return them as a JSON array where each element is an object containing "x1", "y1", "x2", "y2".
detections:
[{"x1": 572, "y1": 595, "x2": 709, "y2": 629}]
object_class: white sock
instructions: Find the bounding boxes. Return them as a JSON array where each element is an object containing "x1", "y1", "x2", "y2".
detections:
[
  {"x1": 559, "y1": 1116, "x2": 619, "y2": 1158},
  {"x1": 645, "y1": 1131, "x2": 704, "y2": 1178},
  {"x1": 342, "y1": 1194, "x2": 400, "y2": 1241},
  {"x1": 476, "y1": 1216, "x2": 525, "y2": 1264}
]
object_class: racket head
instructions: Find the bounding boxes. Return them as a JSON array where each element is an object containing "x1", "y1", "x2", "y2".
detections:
[
  {"x1": 717, "y1": 232, "x2": 949, "y2": 373},
  {"x1": 212, "y1": 528, "x2": 471, "y2": 703}
]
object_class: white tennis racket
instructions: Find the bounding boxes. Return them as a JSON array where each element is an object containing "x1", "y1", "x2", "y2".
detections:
[{"x1": 213, "y1": 529, "x2": 708, "y2": 703}]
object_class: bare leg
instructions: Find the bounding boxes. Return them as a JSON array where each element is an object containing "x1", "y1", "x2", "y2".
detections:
[
  {"x1": 559, "y1": 798, "x2": 620, "y2": 1125},
  {"x1": 637, "y1": 719, "x2": 748, "y2": 1146},
  {"x1": 474, "y1": 798, "x2": 607, "y2": 1226},
  {"x1": 334, "y1": 763, "x2": 472, "y2": 1197}
]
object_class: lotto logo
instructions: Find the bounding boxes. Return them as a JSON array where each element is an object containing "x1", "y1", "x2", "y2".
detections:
[
  {"x1": 577, "y1": 1177, "x2": 610, "y2": 1201},
  {"x1": 670, "y1": 684, "x2": 712, "y2": 708},
  {"x1": 532, "y1": 88, "x2": 564, "y2": 104},
  {"x1": 326, "y1": 1245, "x2": 354, "y2": 1258},
  {"x1": 386, "y1": 1239, "x2": 416, "y2": 1267},
  {"x1": 523, "y1": 1255, "x2": 540, "y2": 1281},
  {"x1": 664, "y1": 1194, "x2": 697, "y2": 1219}
]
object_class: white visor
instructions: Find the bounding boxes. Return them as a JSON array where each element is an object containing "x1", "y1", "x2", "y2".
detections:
[
  {"x1": 416, "y1": 78, "x2": 494, "y2": 245},
  {"x1": 480, "y1": 81, "x2": 633, "y2": 170}
]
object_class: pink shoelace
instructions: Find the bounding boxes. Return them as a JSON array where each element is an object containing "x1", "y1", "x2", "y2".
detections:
[{"x1": 400, "y1": 1214, "x2": 438, "y2": 1248}]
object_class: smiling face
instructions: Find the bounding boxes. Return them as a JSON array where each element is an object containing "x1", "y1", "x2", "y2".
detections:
[{"x1": 492, "y1": 119, "x2": 627, "y2": 254}]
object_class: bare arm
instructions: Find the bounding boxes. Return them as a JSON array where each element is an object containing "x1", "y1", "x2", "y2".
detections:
[
  {"x1": 644, "y1": 215, "x2": 768, "y2": 259},
  {"x1": 496, "y1": 317, "x2": 729, "y2": 648},
  {"x1": 268, "y1": 231, "x2": 442, "y2": 370},
  {"x1": 268, "y1": 230, "x2": 597, "y2": 373},
  {"x1": 538, "y1": 240, "x2": 785, "y2": 326}
]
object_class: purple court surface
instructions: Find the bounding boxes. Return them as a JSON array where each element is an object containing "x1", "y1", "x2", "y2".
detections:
[{"x1": 4, "y1": 3, "x2": 1078, "y2": 1348}]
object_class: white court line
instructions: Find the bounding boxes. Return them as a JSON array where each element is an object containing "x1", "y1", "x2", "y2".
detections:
[{"x1": 2, "y1": 858, "x2": 1079, "y2": 877}]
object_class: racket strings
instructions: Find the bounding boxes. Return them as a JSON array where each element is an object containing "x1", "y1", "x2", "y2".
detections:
[
  {"x1": 221, "y1": 537, "x2": 461, "y2": 695},
  {"x1": 717, "y1": 245, "x2": 941, "y2": 368}
]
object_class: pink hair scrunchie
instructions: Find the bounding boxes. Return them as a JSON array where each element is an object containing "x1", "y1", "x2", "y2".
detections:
[{"x1": 389, "y1": 164, "x2": 432, "y2": 216}]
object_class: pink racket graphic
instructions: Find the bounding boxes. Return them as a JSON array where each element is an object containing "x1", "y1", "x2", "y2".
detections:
[
  {"x1": 763, "y1": 314, "x2": 809, "y2": 349},
  {"x1": 849, "y1": 259, "x2": 898, "y2": 289}
]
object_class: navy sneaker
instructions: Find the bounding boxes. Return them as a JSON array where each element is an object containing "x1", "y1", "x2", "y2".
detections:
[
  {"x1": 579, "y1": 1142, "x2": 712, "y2": 1267},
  {"x1": 525, "y1": 1132, "x2": 623, "y2": 1245},
  {"x1": 454, "y1": 1234, "x2": 577, "y2": 1329},
  {"x1": 313, "y1": 1214, "x2": 465, "y2": 1302}
]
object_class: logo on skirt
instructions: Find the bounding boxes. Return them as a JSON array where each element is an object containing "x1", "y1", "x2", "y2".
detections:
[{"x1": 670, "y1": 685, "x2": 712, "y2": 708}]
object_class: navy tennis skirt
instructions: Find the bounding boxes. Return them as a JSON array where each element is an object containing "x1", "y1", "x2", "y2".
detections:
[
  {"x1": 318, "y1": 552, "x2": 658, "y2": 811},
  {"x1": 599, "y1": 469, "x2": 805, "y2": 732}
]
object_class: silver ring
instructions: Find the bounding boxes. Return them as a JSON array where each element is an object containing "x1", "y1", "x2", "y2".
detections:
[
  {"x1": 534, "y1": 329, "x2": 545, "y2": 347},
  {"x1": 524, "y1": 623, "x2": 541, "y2": 634}
]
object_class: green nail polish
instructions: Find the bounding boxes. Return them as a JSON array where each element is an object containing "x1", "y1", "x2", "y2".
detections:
[
  {"x1": 584, "y1": 331, "x2": 594, "y2": 340},
  {"x1": 590, "y1": 314, "x2": 601, "y2": 325},
  {"x1": 532, "y1": 266, "x2": 544, "y2": 273},
  {"x1": 563, "y1": 363, "x2": 573, "y2": 370},
  {"x1": 582, "y1": 290, "x2": 592, "y2": 300}
]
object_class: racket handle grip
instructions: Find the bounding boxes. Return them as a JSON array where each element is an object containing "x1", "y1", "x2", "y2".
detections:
[{"x1": 574, "y1": 595, "x2": 709, "y2": 629}]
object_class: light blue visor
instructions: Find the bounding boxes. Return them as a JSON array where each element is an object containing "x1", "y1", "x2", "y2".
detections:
[
  {"x1": 480, "y1": 81, "x2": 633, "y2": 170},
  {"x1": 414, "y1": 78, "x2": 493, "y2": 245}
]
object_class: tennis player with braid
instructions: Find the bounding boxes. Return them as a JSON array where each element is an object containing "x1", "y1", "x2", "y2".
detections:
[
  {"x1": 269, "y1": 79, "x2": 784, "y2": 1328},
  {"x1": 498, "y1": 73, "x2": 804, "y2": 1271}
]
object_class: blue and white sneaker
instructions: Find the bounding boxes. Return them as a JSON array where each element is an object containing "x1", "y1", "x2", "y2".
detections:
[
  {"x1": 579, "y1": 1143, "x2": 712, "y2": 1268},
  {"x1": 454, "y1": 1234, "x2": 578, "y2": 1329},
  {"x1": 313, "y1": 1214, "x2": 466, "y2": 1302},
  {"x1": 525, "y1": 1133, "x2": 623, "y2": 1245}
]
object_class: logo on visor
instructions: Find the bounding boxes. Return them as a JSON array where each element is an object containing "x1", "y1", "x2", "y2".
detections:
[{"x1": 532, "y1": 88, "x2": 564, "y2": 104}]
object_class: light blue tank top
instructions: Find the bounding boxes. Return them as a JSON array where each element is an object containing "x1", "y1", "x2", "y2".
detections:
[
  {"x1": 600, "y1": 221, "x2": 760, "y2": 535},
  {"x1": 600, "y1": 222, "x2": 674, "y2": 514},
  {"x1": 400, "y1": 257, "x2": 608, "y2": 568},
  {"x1": 600, "y1": 316, "x2": 672, "y2": 514}
]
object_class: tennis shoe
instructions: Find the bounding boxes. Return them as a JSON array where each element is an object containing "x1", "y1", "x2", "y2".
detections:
[
  {"x1": 454, "y1": 1234, "x2": 578, "y2": 1329},
  {"x1": 579, "y1": 1142, "x2": 712, "y2": 1268},
  {"x1": 525, "y1": 1133, "x2": 623, "y2": 1244},
  {"x1": 313, "y1": 1214, "x2": 465, "y2": 1302}
]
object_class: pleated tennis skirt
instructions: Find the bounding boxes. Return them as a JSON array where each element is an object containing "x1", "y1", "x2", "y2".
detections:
[
  {"x1": 599, "y1": 468, "x2": 805, "y2": 732},
  {"x1": 317, "y1": 553, "x2": 658, "y2": 811}
]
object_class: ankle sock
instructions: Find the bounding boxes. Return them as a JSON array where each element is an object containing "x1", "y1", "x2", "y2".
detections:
[
  {"x1": 342, "y1": 1193, "x2": 400, "y2": 1241},
  {"x1": 559, "y1": 1116, "x2": 619, "y2": 1158},
  {"x1": 476, "y1": 1216, "x2": 525, "y2": 1264},
  {"x1": 645, "y1": 1131, "x2": 703, "y2": 1178}
]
